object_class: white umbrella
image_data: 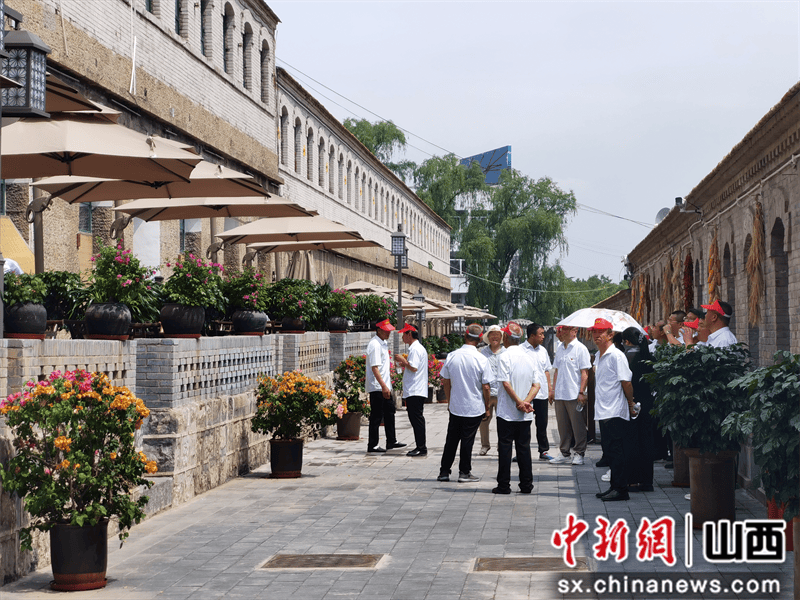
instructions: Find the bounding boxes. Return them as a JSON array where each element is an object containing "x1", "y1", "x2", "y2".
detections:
[
  {"x1": 557, "y1": 308, "x2": 645, "y2": 334},
  {"x1": 216, "y1": 216, "x2": 365, "y2": 245}
]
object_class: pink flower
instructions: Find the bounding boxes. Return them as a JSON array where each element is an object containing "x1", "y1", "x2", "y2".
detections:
[
  {"x1": 166, "y1": 262, "x2": 171, "y2": 267},
  {"x1": 186, "y1": 273, "x2": 192, "y2": 278},
  {"x1": 117, "y1": 274, "x2": 122, "y2": 279}
]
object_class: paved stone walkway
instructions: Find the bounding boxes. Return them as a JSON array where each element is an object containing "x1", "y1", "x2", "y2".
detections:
[{"x1": 4, "y1": 403, "x2": 792, "y2": 599}]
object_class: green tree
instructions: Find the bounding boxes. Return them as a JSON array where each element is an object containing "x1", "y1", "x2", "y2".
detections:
[
  {"x1": 460, "y1": 170, "x2": 578, "y2": 320},
  {"x1": 343, "y1": 118, "x2": 416, "y2": 182}
]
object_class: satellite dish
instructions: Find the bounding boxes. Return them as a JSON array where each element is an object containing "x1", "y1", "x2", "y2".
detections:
[{"x1": 655, "y1": 207, "x2": 670, "y2": 224}]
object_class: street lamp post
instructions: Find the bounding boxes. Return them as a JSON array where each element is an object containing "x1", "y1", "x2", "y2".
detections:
[{"x1": 390, "y1": 225, "x2": 407, "y2": 333}]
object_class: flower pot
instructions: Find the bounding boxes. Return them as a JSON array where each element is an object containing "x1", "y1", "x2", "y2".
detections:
[
  {"x1": 767, "y1": 498, "x2": 794, "y2": 552},
  {"x1": 336, "y1": 411, "x2": 362, "y2": 440},
  {"x1": 327, "y1": 316, "x2": 349, "y2": 333},
  {"x1": 436, "y1": 388, "x2": 447, "y2": 403},
  {"x1": 50, "y1": 520, "x2": 108, "y2": 591},
  {"x1": 232, "y1": 309, "x2": 268, "y2": 336},
  {"x1": 686, "y1": 448, "x2": 738, "y2": 528},
  {"x1": 270, "y1": 438, "x2": 304, "y2": 478},
  {"x1": 4, "y1": 301, "x2": 47, "y2": 339},
  {"x1": 160, "y1": 303, "x2": 204, "y2": 338},
  {"x1": 85, "y1": 302, "x2": 131, "y2": 340},
  {"x1": 671, "y1": 443, "x2": 690, "y2": 487},
  {"x1": 280, "y1": 317, "x2": 306, "y2": 333}
]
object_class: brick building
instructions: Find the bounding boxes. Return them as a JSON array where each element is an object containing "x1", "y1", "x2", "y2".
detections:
[{"x1": 2, "y1": 0, "x2": 450, "y2": 296}]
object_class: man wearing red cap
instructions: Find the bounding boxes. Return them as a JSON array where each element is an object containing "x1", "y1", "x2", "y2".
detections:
[
  {"x1": 549, "y1": 326, "x2": 591, "y2": 465},
  {"x1": 365, "y1": 319, "x2": 406, "y2": 453},
  {"x1": 395, "y1": 324, "x2": 428, "y2": 456},
  {"x1": 591, "y1": 318, "x2": 635, "y2": 502},
  {"x1": 689, "y1": 300, "x2": 737, "y2": 348}
]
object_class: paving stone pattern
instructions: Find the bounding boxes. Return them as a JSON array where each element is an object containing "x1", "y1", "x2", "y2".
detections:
[{"x1": 5, "y1": 404, "x2": 792, "y2": 599}]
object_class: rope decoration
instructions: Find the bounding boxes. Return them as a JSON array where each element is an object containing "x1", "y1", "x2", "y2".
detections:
[
  {"x1": 683, "y1": 254, "x2": 694, "y2": 310},
  {"x1": 671, "y1": 252, "x2": 682, "y2": 312},
  {"x1": 746, "y1": 201, "x2": 765, "y2": 326},
  {"x1": 707, "y1": 228, "x2": 721, "y2": 303}
]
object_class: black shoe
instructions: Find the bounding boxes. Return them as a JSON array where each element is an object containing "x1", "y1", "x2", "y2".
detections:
[
  {"x1": 664, "y1": 462, "x2": 674, "y2": 469},
  {"x1": 596, "y1": 488, "x2": 613, "y2": 498},
  {"x1": 628, "y1": 484, "x2": 654, "y2": 493},
  {"x1": 407, "y1": 448, "x2": 427, "y2": 457},
  {"x1": 437, "y1": 473, "x2": 450, "y2": 482},
  {"x1": 596, "y1": 458, "x2": 609, "y2": 467},
  {"x1": 601, "y1": 489, "x2": 630, "y2": 502},
  {"x1": 492, "y1": 487, "x2": 511, "y2": 494},
  {"x1": 512, "y1": 456, "x2": 517, "y2": 463},
  {"x1": 518, "y1": 487, "x2": 533, "y2": 494},
  {"x1": 367, "y1": 446, "x2": 386, "y2": 453},
  {"x1": 387, "y1": 442, "x2": 407, "y2": 449}
]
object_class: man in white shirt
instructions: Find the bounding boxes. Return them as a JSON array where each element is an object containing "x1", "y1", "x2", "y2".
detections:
[
  {"x1": 365, "y1": 319, "x2": 406, "y2": 453},
  {"x1": 493, "y1": 322, "x2": 538, "y2": 495},
  {"x1": 521, "y1": 322, "x2": 552, "y2": 461},
  {"x1": 549, "y1": 326, "x2": 591, "y2": 465},
  {"x1": 478, "y1": 324, "x2": 505, "y2": 456},
  {"x1": 395, "y1": 324, "x2": 428, "y2": 457},
  {"x1": 437, "y1": 323, "x2": 493, "y2": 483},
  {"x1": 662, "y1": 310, "x2": 686, "y2": 345},
  {"x1": 3, "y1": 258, "x2": 23, "y2": 275},
  {"x1": 591, "y1": 318, "x2": 635, "y2": 502},
  {"x1": 689, "y1": 300, "x2": 737, "y2": 348}
]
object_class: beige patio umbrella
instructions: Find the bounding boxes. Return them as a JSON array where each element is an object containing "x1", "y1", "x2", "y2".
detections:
[
  {"x1": 216, "y1": 216, "x2": 365, "y2": 245},
  {"x1": 113, "y1": 196, "x2": 315, "y2": 222},
  {"x1": 33, "y1": 160, "x2": 268, "y2": 203},
  {"x1": 248, "y1": 239, "x2": 379, "y2": 254},
  {"x1": 46, "y1": 74, "x2": 99, "y2": 113},
  {"x1": 286, "y1": 250, "x2": 317, "y2": 281},
  {"x1": 1, "y1": 115, "x2": 201, "y2": 181}
]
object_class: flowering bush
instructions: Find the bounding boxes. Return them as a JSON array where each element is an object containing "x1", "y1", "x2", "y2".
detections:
[
  {"x1": 2, "y1": 272, "x2": 46, "y2": 307},
  {"x1": 163, "y1": 253, "x2": 225, "y2": 312},
  {"x1": 262, "y1": 279, "x2": 322, "y2": 327},
  {"x1": 88, "y1": 242, "x2": 159, "y2": 323},
  {"x1": 327, "y1": 288, "x2": 357, "y2": 319},
  {"x1": 353, "y1": 294, "x2": 397, "y2": 326},
  {"x1": 428, "y1": 354, "x2": 443, "y2": 387},
  {"x1": 333, "y1": 355, "x2": 370, "y2": 415},
  {"x1": 0, "y1": 369, "x2": 156, "y2": 551},
  {"x1": 251, "y1": 371, "x2": 345, "y2": 440},
  {"x1": 223, "y1": 267, "x2": 267, "y2": 312}
]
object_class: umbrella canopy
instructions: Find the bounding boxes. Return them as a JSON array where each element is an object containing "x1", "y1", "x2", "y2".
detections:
[
  {"x1": 286, "y1": 251, "x2": 317, "y2": 281},
  {"x1": 341, "y1": 280, "x2": 394, "y2": 294},
  {"x1": 249, "y1": 239, "x2": 379, "y2": 254},
  {"x1": 33, "y1": 160, "x2": 267, "y2": 203},
  {"x1": 46, "y1": 74, "x2": 98, "y2": 113},
  {"x1": 557, "y1": 308, "x2": 645, "y2": 334},
  {"x1": 113, "y1": 196, "x2": 315, "y2": 222},
  {"x1": 217, "y1": 216, "x2": 365, "y2": 245},
  {"x1": 1, "y1": 115, "x2": 201, "y2": 181}
]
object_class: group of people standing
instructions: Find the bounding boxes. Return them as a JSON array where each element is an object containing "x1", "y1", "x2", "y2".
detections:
[{"x1": 362, "y1": 297, "x2": 737, "y2": 501}]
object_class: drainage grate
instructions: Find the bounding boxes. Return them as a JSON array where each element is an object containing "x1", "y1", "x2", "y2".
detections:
[
  {"x1": 475, "y1": 557, "x2": 588, "y2": 572},
  {"x1": 261, "y1": 554, "x2": 383, "y2": 569}
]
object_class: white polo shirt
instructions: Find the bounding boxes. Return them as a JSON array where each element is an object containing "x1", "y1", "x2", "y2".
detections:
[
  {"x1": 479, "y1": 344, "x2": 506, "y2": 397},
  {"x1": 497, "y1": 345, "x2": 537, "y2": 422},
  {"x1": 520, "y1": 340, "x2": 550, "y2": 400},
  {"x1": 365, "y1": 335, "x2": 390, "y2": 393},
  {"x1": 402, "y1": 339, "x2": 429, "y2": 398},
  {"x1": 553, "y1": 339, "x2": 591, "y2": 400},
  {"x1": 594, "y1": 345, "x2": 632, "y2": 421},
  {"x1": 440, "y1": 344, "x2": 493, "y2": 417},
  {"x1": 699, "y1": 327, "x2": 737, "y2": 348}
]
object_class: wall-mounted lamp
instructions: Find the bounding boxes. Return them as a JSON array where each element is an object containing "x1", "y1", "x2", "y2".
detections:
[
  {"x1": 675, "y1": 197, "x2": 702, "y2": 216},
  {"x1": 623, "y1": 256, "x2": 634, "y2": 282}
]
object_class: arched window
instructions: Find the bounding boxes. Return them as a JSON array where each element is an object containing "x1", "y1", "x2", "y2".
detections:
[
  {"x1": 346, "y1": 161, "x2": 352, "y2": 204},
  {"x1": 328, "y1": 146, "x2": 335, "y2": 194},
  {"x1": 317, "y1": 137, "x2": 325, "y2": 187},
  {"x1": 145, "y1": 0, "x2": 159, "y2": 16},
  {"x1": 279, "y1": 107, "x2": 289, "y2": 166},
  {"x1": 306, "y1": 128, "x2": 314, "y2": 182},
  {"x1": 723, "y1": 243, "x2": 735, "y2": 332},
  {"x1": 242, "y1": 24, "x2": 253, "y2": 90},
  {"x1": 293, "y1": 118, "x2": 302, "y2": 174},
  {"x1": 174, "y1": 0, "x2": 187, "y2": 36},
  {"x1": 200, "y1": 0, "x2": 212, "y2": 58},
  {"x1": 222, "y1": 4, "x2": 235, "y2": 76},
  {"x1": 771, "y1": 218, "x2": 789, "y2": 352},
  {"x1": 260, "y1": 41, "x2": 270, "y2": 103},
  {"x1": 361, "y1": 174, "x2": 367, "y2": 213},
  {"x1": 338, "y1": 154, "x2": 344, "y2": 200}
]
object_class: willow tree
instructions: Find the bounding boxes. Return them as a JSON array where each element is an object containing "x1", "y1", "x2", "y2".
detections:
[{"x1": 343, "y1": 118, "x2": 416, "y2": 182}]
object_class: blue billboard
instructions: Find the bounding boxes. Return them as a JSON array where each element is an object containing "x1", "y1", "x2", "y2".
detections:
[{"x1": 459, "y1": 145, "x2": 511, "y2": 185}]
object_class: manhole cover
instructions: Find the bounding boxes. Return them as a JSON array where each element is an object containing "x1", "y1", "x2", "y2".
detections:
[
  {"x1": 475, "y1": 557, "x2": 588, "y2": 572},
  {"x1": 261, "y1": 554, "x2": 383, "y2": 569}
]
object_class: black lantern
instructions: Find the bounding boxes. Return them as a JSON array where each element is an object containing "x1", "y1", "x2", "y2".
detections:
[
  {"x1": 413, "y1": 288, "x2": 426, "y2": 324},
  {"x1": 390, "y1": 224, "x2": 407, "y2": 335},
  {"x1": 0, "y1": 0, "x2": 6, "y2": 58},
  {"x1": 2, "y1": 13, "x2": 50, "y2": 118},
  {"x1": 390, "y1": 224, "x2": 406, "y2": 257}
]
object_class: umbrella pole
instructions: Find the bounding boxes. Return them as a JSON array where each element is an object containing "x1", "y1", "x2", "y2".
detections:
[{"x1": 32, "y1": 186, "x2": 48, "y2": 274}]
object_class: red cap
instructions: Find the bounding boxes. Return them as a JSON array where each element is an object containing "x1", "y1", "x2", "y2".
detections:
[
  {"x1": 684, "y1": 318, "x2": 700, "y2": 330},
  {"x1": 700, "y1": 299, "x2": 732, "y2": 318},
  {"x1": 501, "y1": 322, "x2": 523, "y2": 338},
  {"x1": 588, "y1": 318, "x2": 613, "y2": 331},
  {"x1": 397, "y1": 324, "x2": 416, "y2": 333},
  {"x1": 376, "y1": 319, "x2": 395, "y2": 332}
]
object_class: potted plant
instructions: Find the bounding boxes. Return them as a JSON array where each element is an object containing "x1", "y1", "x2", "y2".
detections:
[
  {"x1": 161, "y1": 254, "x2": 225, "y2": 337},
  {"x1": 352, "y1": 294, "x2": 397, "y2": 329},
  {"x1": 723, "y1": 350, "x2": 800, "y2": 550},
  {"x1": 646, "y1": 343, "x2": 750, "y2": 527},
  {"x1": 0, "y1": 368, "x2": 157, "y2": 590},
  {"x1": 262, "y1": 279, "x2": 321, "y2": 332},
  {"x1": 85, "y1": 242, "x2": 157, "y2": 340},
  {"x1": 326, "y1": 288, "x2": 356, "y2": 333},
  {"x1": 222, "y1": 267, "x2": 268, "y2": 335},
  {"x1": 428, "y1": 353, "x2": 444, "y2": 402},
  {"x1": 251, "y1": 371, "x2": 345, "y2": 477},
  {"x1": 3, "y1": 272, "x2": 47, "y2": 338},
  {"x1": 333, "y1": 355, "x2": 371, "y2": 440}
]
